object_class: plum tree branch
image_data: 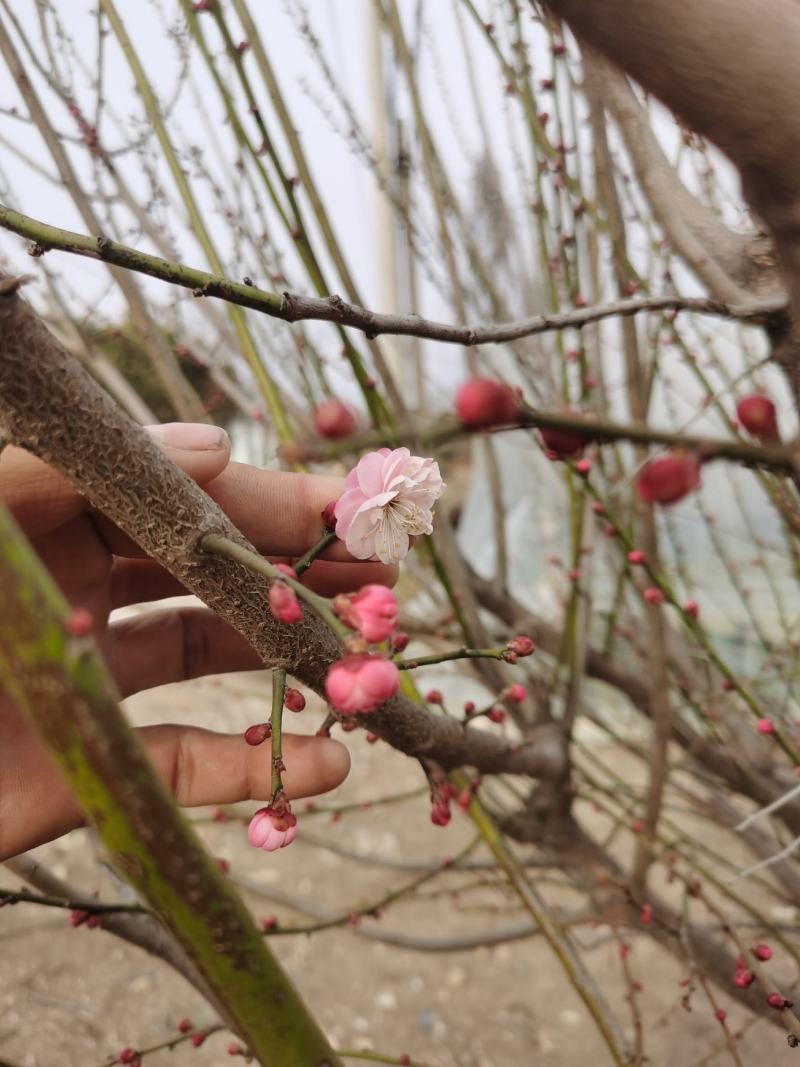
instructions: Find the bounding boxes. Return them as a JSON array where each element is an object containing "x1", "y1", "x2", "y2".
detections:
[
  {"x1": 0, "y1": 204, "x2": 783, "y2": 348},
  {"x1": 0, "y1": 274, "x2": 561, "y2": 781}
]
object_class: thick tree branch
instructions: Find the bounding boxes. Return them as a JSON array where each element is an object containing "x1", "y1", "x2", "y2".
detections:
[{"x1": 0, "y1": 276, "x2": 559, "y2": 781}]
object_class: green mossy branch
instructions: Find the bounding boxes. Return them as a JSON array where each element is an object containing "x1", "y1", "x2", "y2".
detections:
[{"x1": 0, "y1": 503, "x2": 341, "y2": 1067}]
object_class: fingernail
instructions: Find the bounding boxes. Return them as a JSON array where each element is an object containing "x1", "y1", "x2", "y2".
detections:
[{"x1": 146, "y1": 423, "x2": 229, "y2": 451}]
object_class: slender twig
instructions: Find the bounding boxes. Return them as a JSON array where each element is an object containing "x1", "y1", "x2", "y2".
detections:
[
  {"x1": 396, "y1": 646, "x2": 508, "y2": 669},
  {"x1": 0, "y1": 205, "x2": 783, "y2": 347},
  {"x1": 293, "y1": 529, "x2": 338, "y2": 577},
  {"x1": 0, "y1": 887, "x2": 147, "y2": 914}
]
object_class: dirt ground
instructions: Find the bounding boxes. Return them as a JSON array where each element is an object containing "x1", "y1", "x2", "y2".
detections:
[{"x1": 0, "y1": 667, "x2": 795, "y2": 1067}]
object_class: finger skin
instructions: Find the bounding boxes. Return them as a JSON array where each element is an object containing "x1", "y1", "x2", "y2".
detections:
[
  {"x1": 0, "y1": 729, "x2": 350, "y2": 861},
  {"x1": 0, "y1": 429, "x2": 231, "y2": 539}
]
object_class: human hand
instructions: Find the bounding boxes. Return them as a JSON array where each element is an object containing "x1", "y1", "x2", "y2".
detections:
[{"x1": 0, "y1": 422, "x2": 396, "y2": 859}]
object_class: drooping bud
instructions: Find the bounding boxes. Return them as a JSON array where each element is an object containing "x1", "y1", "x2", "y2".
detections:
[
  {"x1": 456, "y1": 377, "x2": 519, "y2": 429},
  {"x1": 247, "y1": 806, "x2": 298, "y2": 852}
]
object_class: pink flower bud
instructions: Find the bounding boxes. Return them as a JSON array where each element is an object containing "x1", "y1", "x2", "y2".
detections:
[
  {"x1": 753, "y1": 943, "x2": 772, "y2": 961},
  {"x1": 684, "y1": 599, "x2": 699, "y2": 620},
  {"x1": 430, "y1": 800, "x2": 451, "y2": 826},
  {"x1": 504, "y1": 684, "x2": 526, "y2": 702},
  {"x1": 244, "y1": 722, "x2": 271, "y2": 746},
  {"x1": 247, "y1": 806, "x2": 298, "y2": 852},
  {"x1": 260, "y1": 915, "x2": 278, "y2": 931},
  {"x1": 757, "y1": 718, "x2": 774, "y2": 735},
  {"x1": 737, "y1": 394, "x2": 779, "y2": 441},
  {"x1": 715, "y1": 1009, "x2": 727, "y2": 1022},
  {"x1": 334, "y1": 584, "x2": 398, "y2": 643},
  {"x1": 507, "y1": 635, "x2": 535, "y2": 657},
  {"x1": 391, "y1": 631, "x2": 410, "y2": 653},
  {"x1": 191, "y1": 1031, "x2": 207, "y2": 1047},
  {"x1": 228, "y1": 1043, "x2": 244, "y2": 1056},
  {"x1": 575, "y1": 458, "x2": 592, "y2": 476},
  {"x1": 284, "y1": 688, "x2": 306, "y2": 712},
  {"x1": 426, "y1": 689, "x2": 444, "y2": 705},
  {"x1": 733, "y1": 969, "x2": 755, "y2": 988},
  {"x1": 487, "y1": 706, "x2": 506, "y2": 724},
  {"x1": 118, "y1": 1051, "x2": 140, "y2": 1066},
  {"x1": 177, "y1": 1019, "x2": 193, "y2": 1034},
  {"x1": 640, "y1": 903, "x2": 653, "y2": 925},
  {"x1": 768, "y1": 993, "x2": 793, "y2": 1010},
  {"x1": 628, "y1": 549, "x2": 646, "y2": 565},
  {"x1": 313, "y1": 399, "x2": 358, "y2": 438},
  {"x1": 637, "y1": 452, "x2": 701, "y2": 506},
  {"x1": 456, "y1": 377, "x2": 519, "y2": 428},
  {"x1": 66, "y1": 607, "x2": 93, "y2": 637},
  {"x1": 68, "y1": 909, "x2": 90, "y2": 927},
  {"x1": 591, "y1": 501, "x2": 605, "y2": 515},
  {"x1": 631, "y1": 819, "x2": 645, "y2": 834},
  {"x1": 325, "y1": 654, "x2": 399, "y2": 714},
  {"x1": 399, "y1": 1056, "x2": 411, "y2": 1067},
  {"x1": 269, "y1": 582, "x2": 302, "y2": 623},
  {"x1": 644, "y1": 587, "x2": 665, "y2": 605}
]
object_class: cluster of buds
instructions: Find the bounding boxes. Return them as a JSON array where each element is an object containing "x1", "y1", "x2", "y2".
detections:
[
  {"x1": 430, "y1": 779, "x2": 456, "y2": 827},
  {"x1": 325, "y1": 653, "x2": 399, "y2": 714},
  {"x1": 733, "y1": 957, "x2": 755, "y2": 988}
]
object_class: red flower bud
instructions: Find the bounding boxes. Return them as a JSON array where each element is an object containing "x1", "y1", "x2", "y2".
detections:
[
  {"x1": 636, "y1": 451, "x2": 701, "y2": 506},
  {"x1": 313, "y1": 399, "x2": 357, "y2": 439},
  {"x1": 714, "y1": 1009, "x2": 727, "y2": 1022},
  {"x1": 487, "y1": 706, "x2": 506, "y2": 724},
  {"x1": 321, "y1": 500, "x2": 338, "y2": 530},
  {"x1": 456, "y1": 377, "x2": 519, "y2": 429},
  {"x1": 757, "y1": 718, "x2": 774, "y2": 735},
  {"x1": 66, "y1": 607, "x2": 93, "y2": 637},
  {"x1": 426, "y1": 689, "x2": 444, "y2": 705},
  {"x1": 737, "y1": 394, "x2": 779, "y2": 441},
  {"x1": 539, "y1": 415, "x2": 590, "y2": 459},
  {"x1": 644, "y1": 587, "x2": 665, "y2": 605},
  {"x1": 177, "y1": 1019, "x2": 193, "y2": 1034},
  {"x1": 733, "y1": 969, "x2": 755, "y2": 988},
  {"x1": 284, "y1": 688, "x2": 306, "y2": 712},
  {"x1": 768, "y1": 993, "x2": 793, "y2": 1010},
  {"x1": 684, "y1": 599, "x2": 699, "y2": 620},
  {"x1": 391, "y1": 631, "x2": 410, "y2": 653},
  {"x1": 753, "y1": 943, "x2": 773, "y2": 961},
  {"x1": 627, "y1": 549, "x2": 646, "y2": 565},
  {"x1": 507, "y1": 635, "x2": 534, "y2": 657},
  {"x1": 269, "y1": 582, "x2": 302, "y2": 624},
  {"x1": 244, "y1": 722, "x2": 271, "y2": 746},
  {"x1": 191, "y1": 1031, "x2": 207, "y2": 1047}
]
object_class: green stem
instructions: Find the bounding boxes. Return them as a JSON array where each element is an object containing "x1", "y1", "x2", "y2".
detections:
[
  {"x1": 199, "y1": 532, "x2": 349, "y2": 638},
  {"x1": 0, "y1": 887, "x2": 146, "y2": 914},
  {"x1": 293, "y1": 529, "x2": 338, "y2": 577},
  {"x1": 270, "y1": 667, "x2": 286, "y2": 802},
  {"x1": 396, "y1": 647, "x2": 506, "y2": 669}
]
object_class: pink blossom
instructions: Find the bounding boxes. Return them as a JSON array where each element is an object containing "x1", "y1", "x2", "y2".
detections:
[
  {"x1": 504, "y1": 684, "x2": 526, "y2": 702},
  {"x1": 333, "y1": 584, "x2": 398, "y2": 642},
  {"x1": 269, "y1": 581, "x2": 302, "y2": 623},
  {"x1": 334, "y1": 447, "x2": 445, "y2": 564},
  {"x1": 247, "y1": 806, "x2": 298, "y2": 852},
  {"x1": 325, "y1": 654, "x2": 399, "y2": 714}
]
